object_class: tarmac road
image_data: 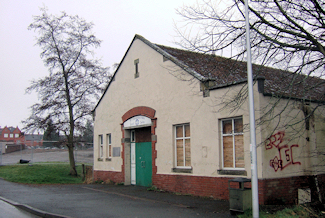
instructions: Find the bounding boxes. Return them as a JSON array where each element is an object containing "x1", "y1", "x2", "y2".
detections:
[
  {"x1": 0, "y1": 179, "x2": 233, "y2": 218},
  {"x1": 0, "y1": 149, "x2": 234, "y2": 217}
]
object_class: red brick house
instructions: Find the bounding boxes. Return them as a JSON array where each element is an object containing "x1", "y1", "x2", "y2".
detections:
[
  {"x1": 0, "y1": 126, "x2": 43, "y2": 147},
  {"x1": 0, "y1": 126, "x2": 25, "y2": 144}
]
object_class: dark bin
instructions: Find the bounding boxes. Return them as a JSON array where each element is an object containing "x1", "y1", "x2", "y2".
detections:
[
  {"x1": 20, "y1": 159, "x2": 30, "y2": 164},
  {"x1": 228, "y1": 178, "x2": 252, "y2": 214}
]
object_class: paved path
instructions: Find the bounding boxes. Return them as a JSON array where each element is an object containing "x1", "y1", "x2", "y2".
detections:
[
  {"x1": 0, "y1": 179, "x2": 233, "y2": 218},
  {"x1": 0, "y1": 199, "x2": 40, "y2": 218}
]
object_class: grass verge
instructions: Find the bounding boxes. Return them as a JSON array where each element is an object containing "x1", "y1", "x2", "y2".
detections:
[
  {"x1": 237, "y1": 204, "x2": 324, "y2": 218},
  {"x1": 0, "y1": 163, "x2": 84, "y2": 184}
]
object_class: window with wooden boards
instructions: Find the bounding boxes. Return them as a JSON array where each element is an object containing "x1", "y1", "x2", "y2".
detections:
[
  {"x1": 175, "y1": 124, "x2": 191, "y2": 167},
  {"x1": 221, "y1": 117, "x2": 244, "y2": 169}
]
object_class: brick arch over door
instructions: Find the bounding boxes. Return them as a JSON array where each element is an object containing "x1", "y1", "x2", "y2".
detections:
[
  {"x1": 120, "y1": 106, "x2": 158, "y2": 184},
  {"x1": 122, "y1": 106, "x2": 156, "y2": 122}
]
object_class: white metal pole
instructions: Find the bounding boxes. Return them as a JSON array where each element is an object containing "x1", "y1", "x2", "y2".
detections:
[{"x1": 244, "y1": 0, "x2": 259, "y2": 217}]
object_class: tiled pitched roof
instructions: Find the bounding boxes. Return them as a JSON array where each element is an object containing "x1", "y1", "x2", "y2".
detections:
[
  {"x1": 25, "y1": 134, "x2": 43, "y2": 141},
  {"x1": 8, "y1": 127, "x2": 15, "y2": 132},
  {"x1": 157, "y1": 45, "x2": 325, "y2": 102},
  {"x1": 94, "y1": 34, "x2": 325, "y2": 112}
]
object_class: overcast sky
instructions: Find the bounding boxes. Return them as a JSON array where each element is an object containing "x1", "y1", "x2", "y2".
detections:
[{"x1": 0, "y1": 0, "x2": 199, "y2": 130}]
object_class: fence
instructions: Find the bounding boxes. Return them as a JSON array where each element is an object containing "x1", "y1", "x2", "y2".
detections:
[{"x1": 0, "y1": 143, "x2": 93, "y2": 165}]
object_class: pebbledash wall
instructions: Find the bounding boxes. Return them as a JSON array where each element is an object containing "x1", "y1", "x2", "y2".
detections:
[{"x1": 93, "y1": 35, "x2": 325, "y2": 205}]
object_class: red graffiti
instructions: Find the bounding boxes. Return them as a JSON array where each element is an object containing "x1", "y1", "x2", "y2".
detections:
[{"x1": 265, "y1": 131, "x2": 301, "y2": 172}]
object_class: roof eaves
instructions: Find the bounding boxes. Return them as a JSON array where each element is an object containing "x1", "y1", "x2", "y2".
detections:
[{"x1": 209, "y1": 78, "x2": 248, "y2": 90}]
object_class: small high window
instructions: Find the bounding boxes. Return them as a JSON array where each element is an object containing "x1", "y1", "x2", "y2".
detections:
[{"x1": 134, "y1": 59, "x2": 139, "y2": 78}]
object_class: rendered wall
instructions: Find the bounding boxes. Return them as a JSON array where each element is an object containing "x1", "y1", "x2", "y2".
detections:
[
  {"x1": 93, "y1": 38, "x2": 263, "y2": 179},
  {"x1": 259, "y1": 96, "x2": 325, "y2": 179},
  {"x1": 93, "y1": 37, "x2": 325, "y2": 204}
]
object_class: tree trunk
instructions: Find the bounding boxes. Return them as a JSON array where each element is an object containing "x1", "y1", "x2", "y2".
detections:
[{"x1": 68, "y1": 144, "x2": 77, "y2": 176}]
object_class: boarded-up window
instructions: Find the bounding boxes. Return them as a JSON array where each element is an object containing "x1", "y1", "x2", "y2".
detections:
[
  {"x1": 222, "y1": 117, "x2": 244, "y2": 168},
  {"x1": 175, "y1": 124, "x2": 191, "y2": 167}
]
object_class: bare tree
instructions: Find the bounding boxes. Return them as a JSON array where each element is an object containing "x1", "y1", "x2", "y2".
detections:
[
  {"x1": 174, "y1": 0, "x2": 325, "y2": 202},
  {"x1": 176, "y1": 0, "x2": 325, "y2": 74},
  {"x1": 24, "y1": 8, "x2": 109, "y2": 176},
  {"x1": 175, "y1": 0, "x2": 325, "y2": 132}
]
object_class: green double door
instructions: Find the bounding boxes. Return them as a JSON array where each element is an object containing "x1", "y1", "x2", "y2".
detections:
[{"x1": 135, "y1": 142, "x2": 152, "y2": 187}]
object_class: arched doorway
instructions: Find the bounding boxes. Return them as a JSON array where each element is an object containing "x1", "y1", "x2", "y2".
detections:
[{"x1": 121, "y1": 107, "x2": 157, "y2": 187}]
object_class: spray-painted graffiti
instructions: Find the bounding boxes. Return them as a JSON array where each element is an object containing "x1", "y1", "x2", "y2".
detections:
[{"x1": 265, "y1": 131, "x2": 301, "y2": 172}]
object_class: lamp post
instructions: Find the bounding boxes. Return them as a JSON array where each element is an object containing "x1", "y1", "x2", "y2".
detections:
[{"x1": 244, "y1": 0, "x2": 259, "y2": 217}]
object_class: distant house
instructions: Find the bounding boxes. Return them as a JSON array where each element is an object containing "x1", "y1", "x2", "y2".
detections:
[
  {"x1": 92, "y1": 35, "x2": 325, "y2": 205},
  {"x1": 0, "y1": 126, "x2": 25, "y2": 144},
  {"x1": 0, "y1": 126, "x2": 43, "y2": 147}
]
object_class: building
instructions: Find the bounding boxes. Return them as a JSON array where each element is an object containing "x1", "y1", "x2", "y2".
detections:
[
  {"x1": 0, "y1": 126, "x2": 43, "y2": 147},
  {"x1": 92, "y1": 35, "x2": 325, "y2": 205},
  {"x1": 24, "y1": 134, "x2": 43, "y2": 147},
  {"x1": 0, "y1": 126, "x2": 25, "y2": 144}
]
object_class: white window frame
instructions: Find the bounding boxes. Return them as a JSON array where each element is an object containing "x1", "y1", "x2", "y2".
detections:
[
  {"x1": 174, "y1": 123, "x2": 191, "y2": 169},
  {"x1": 9, "y1": 133, "x2": 13, "y2": 138},
  {"x1": 99, "y1": 135, "x2": 103, "y2": 159},
  {"x1": 106, "y1": 133, "x2": 112, "y2": 158},
  {"x1": 4, "y1": 133, "x2": 8, "y2": 138},
  {"x1": 15, "y1": 133, "x2": 19, "y2": 138},
  {"x1": 221, "y1": 117, "x2": 244, "y2": 170}
]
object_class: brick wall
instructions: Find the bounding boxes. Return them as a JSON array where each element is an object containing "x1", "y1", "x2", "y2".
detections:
[
  {"x1": 93, "y1": 170, "x2": 124, "y2": 184},
  {"x1": 259, "y1": 174, "x2": 325, "y2": 205},
  {"x1": 153, "y1": 174, "x2": 231, "y2": 200},
  {"x1": 93, "y1": 170, "x2": 325, "y2": 205},
  {"x1": 5, "y1": 144, "x2": 25, "y2": 153}
]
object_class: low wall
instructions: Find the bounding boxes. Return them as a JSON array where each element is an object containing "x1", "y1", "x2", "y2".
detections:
[
  {"x1": 5, "y1": 144, "x2": 25, "y2": 154},
  {"x1": 93, "y1": 169, "x2": 325, "y2": 205}
]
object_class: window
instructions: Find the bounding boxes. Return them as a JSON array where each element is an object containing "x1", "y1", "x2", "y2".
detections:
[
  {"x1": 99, "y1": 135, "x2": 103, "y2": 159},
  {"x1": 9, "y1": 134, "x2": 13, "y2": 138},
  {"x1": 221, "y1": 117, "x2": 244, "y2": 169},
  {"x1": 175, "y1": 124, "x2": 191, "y2": 168},
  {"x1": 4, "y1": 133, "x2": 8, "y2": 138},
  {"x1": 15, "y1": 133, "x2": 19, "y2": 138},
  {"x1": 106, "y1": 134, "x2": 112, "y2": 158},
  {"x1": 131, "y1": 130, "x2": 135, "y2": 142}
]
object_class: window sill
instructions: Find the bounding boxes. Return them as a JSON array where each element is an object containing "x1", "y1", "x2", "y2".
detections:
[
  {"x1": 172, "y1": 167, "x2": 192, "y2": 173},
  {"x1": 105, "y1": 158, "x2": 112, "y2": 161},
  {"x1": 217, "y1": 169, "x2": 247, "y2": 176}
]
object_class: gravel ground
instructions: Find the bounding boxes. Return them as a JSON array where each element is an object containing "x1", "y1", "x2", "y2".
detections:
[{"x1": 0, "y1": 148, "x2": 93, "y2": 165}]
